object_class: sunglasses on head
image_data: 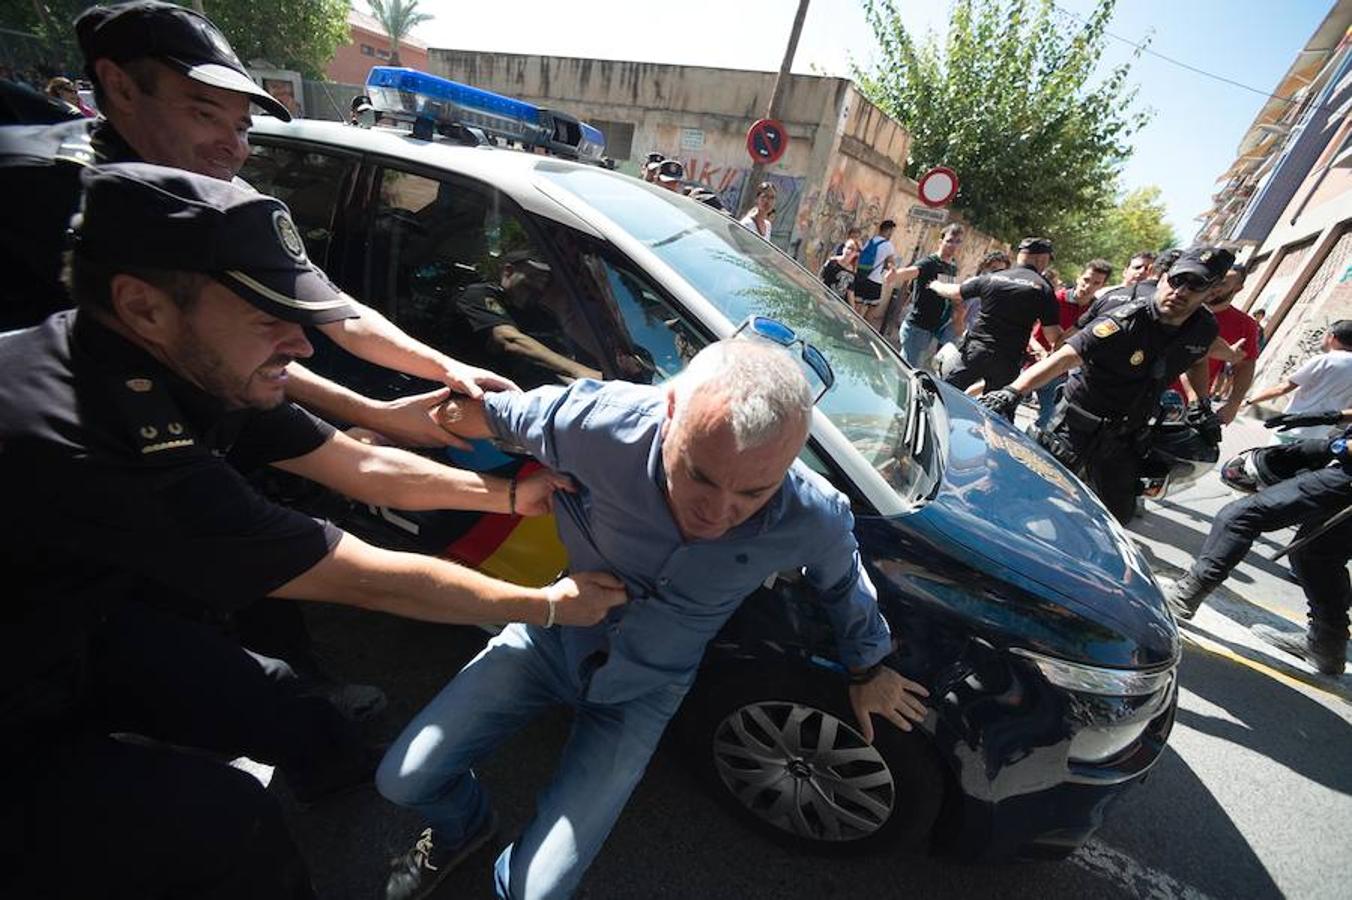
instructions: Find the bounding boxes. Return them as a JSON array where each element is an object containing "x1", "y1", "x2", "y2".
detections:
[
  {"x1": 732, "y1": 316, "x2": 835, "y2": 403},
  {"x1": 1166, "y1": 272, "x2": 1212, "y2": 293}
]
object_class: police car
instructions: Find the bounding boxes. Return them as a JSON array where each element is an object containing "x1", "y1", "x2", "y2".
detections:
[{"x1": 242, "y1": 68, "x2": 1179, "y2": 862}]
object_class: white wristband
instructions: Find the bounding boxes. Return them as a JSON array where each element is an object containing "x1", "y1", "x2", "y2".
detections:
[{"x1": 544, "y1": 597, "x2": 558, "y2": 629}]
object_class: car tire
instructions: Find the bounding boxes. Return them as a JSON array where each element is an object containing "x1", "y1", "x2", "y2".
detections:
[{"x1": 681, "y1": 661, "x2": 946, "y2": 855}]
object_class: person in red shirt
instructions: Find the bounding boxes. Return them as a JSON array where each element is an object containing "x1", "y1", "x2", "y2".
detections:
[
  {"x1": 1029, "y1": 259, "x2": 1113, "y2": 429},
  {"x1": 1200, "y1": 265, "x2": 1260, "y2": 424}
]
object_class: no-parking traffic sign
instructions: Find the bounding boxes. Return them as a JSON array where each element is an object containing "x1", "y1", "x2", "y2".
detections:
[{"x1": 746, "y1": 118, "x2": 789, "y2": 165}]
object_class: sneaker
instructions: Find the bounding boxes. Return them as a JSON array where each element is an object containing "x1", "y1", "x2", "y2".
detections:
[
  {"x1": 1252, "y1": 624, "x2": 1347, "y2": 676},
  {"x1": 384, "y1": 814, "x2": 499, "y2": 900},
  {"x1": 1163, "y1": 574, "x2": 1213, "y2": 621}
]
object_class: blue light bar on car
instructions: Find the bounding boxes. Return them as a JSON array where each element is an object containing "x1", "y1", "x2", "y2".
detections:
[{"x1": 365, "y1": 67, "x2": 605, "y2": 162}]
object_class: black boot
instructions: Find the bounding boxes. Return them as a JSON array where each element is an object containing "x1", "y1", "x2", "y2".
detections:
[
  {"x1": 1164, "y1": 573, "x2": 1216, "y2": 621},
  {"x1": 1252, "y1": 623, "x2": 1348, "y2": 676}
]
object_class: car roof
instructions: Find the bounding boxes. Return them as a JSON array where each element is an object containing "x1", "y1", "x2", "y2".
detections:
[{"x1": 247, "y1": 116, "x2": 606, "y2": 237}]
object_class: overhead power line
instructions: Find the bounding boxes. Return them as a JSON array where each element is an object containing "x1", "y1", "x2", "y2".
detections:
[{"x1": 1049, "y1": 2, "x2": 1321, "y2": 111}]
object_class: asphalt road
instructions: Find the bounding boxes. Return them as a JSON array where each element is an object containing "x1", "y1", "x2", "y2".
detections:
[{"x1": 271, "y1": 415, "x2": 1352, "y2": 900}]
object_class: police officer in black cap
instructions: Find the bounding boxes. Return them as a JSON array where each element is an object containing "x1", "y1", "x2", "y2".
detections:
[
  {"x1": 0, "y1": 164, "x2": 625, "y2": 896},
  {"x1": 980, "y1": 245, "x2": 1234, "y2": 523},
  {"x1": 0, "y1": 1, "x2": 516, "y2": 446},
  {"x1": 933, "y1": 236, "x2": 1060, "y2": 392}
]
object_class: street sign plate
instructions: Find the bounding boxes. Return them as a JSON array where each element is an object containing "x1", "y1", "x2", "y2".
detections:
[
  {"x1": 746, "y1": 118, "x2": 788, "y2": 165},
  {"x1": 908, "y1": 205, "x2": 948, "y2": 224}
]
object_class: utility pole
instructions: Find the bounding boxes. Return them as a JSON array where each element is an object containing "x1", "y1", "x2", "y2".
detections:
[{"x1": 739, "y1": 0, "x2": 810, "y2": 218}]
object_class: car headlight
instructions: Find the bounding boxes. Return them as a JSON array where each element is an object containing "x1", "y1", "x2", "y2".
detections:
[
  {"x1": 1067, "y1": 720, "x2": 1152, "y2": 763},
  {"x1": 1009, "y1": 647, "x2": 1174, "y2": 697}
]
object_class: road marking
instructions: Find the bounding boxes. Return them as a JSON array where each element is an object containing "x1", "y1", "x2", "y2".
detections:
[
  {"x1": 1072, "y1": 838, "x2": 1214, "y2": 899},
  {"x1": 1180, "y1": 629, "x2": 1352, "y2": 704}
]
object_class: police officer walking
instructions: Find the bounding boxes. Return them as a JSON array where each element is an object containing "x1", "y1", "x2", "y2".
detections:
[
  {"x1": 1165, "y1": 414, "x2": 1352, "y2": 675},
  {"x1": 0, "y1": 164, "x2": 626, "y2": 897},
  {"x1": 933, "y1": 237, "x2": 1061, "y2": 393},
  {"x1": 978, "y1": 246, "x2": 1234, "y2": 523}
]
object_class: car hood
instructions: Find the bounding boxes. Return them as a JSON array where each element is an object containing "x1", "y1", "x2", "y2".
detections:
[{"x1": 905, "y1": 387, "x2": 1178, "y2": 667}]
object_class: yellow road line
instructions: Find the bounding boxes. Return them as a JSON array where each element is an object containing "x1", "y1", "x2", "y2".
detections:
[{"x1": 1181, "y1": 629, "x2": 1352, "y2": 704}]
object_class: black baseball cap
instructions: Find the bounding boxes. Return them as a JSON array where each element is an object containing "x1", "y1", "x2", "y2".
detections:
[
  {"x1": 656, "y1": 159, "x2": 685, "y2": 182},
  {"x1": 1168, "y1": 246, "x2": 1235, "y2": 285},
  {"x1": 1017, "y1": 236, "x2": 1055, "y2": 256},
  {"x1": 74, "y1": 163, "x2": 358, "y2": 325},
  {"x1": 75, "y1": 1, "x2": 292, "y2": 121}
]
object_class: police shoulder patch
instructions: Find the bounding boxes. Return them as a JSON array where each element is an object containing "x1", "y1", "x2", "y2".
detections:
[{"x1": 1092, "y1": 319, "x2": 1120, "y2": 338}]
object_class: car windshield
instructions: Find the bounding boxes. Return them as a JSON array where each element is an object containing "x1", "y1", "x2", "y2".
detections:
[{"x1": 538, "y1": 164, "x2": 930, "y2": 502}]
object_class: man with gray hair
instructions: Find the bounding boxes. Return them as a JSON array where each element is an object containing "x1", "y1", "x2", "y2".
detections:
[{"x1": 376, "y1": 332, "x2": 929, "y2": 900}]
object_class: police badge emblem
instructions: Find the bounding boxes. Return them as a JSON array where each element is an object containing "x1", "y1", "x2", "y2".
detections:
[
  {"x1": 1129, "y1": 350, "x2": 1145, "y2": 366},
  {"x1": 272, "y1": 210, "x2": 307, "y2": 262}
]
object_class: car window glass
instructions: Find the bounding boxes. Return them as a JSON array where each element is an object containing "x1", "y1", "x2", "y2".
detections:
[
  {"x1": 564, "y1": 243, "x2": 704, "y2": 384},
  {"x1": 538, "y1": 164, "x2": 937, "y2": 503},
  {"x1": 364, "y1": 168, "x2": 603, "y2": 390},
  {"x1": 238, "y1": 143, "x2": 353, "y2": 267}
]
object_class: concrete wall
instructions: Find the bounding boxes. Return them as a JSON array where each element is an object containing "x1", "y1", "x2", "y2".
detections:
[{"x1": 1237, "y1": 108, "x2": 1352, "y2": 404}]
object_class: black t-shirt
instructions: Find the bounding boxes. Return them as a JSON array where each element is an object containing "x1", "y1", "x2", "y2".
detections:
[
  {"x1": 959, "y1": 264, "x2": 1058, "y2": 355},
  {"x1": 1066, "y1": 298, "x2": 1219, "y2": 426},
  {"x1": 905, "y1": 253, "x2": 958, "y2": 331},
  {"x1": 0, "y1": 311, "x2": 341, "y2": 737}
]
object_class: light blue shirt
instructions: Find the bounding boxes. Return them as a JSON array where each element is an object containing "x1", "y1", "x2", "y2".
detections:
[{"x1": 484, "y1": 380, "x2": 892, "y2": 704}]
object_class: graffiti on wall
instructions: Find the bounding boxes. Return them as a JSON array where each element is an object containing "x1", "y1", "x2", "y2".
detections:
[
  {"x1": 679, "y1": 157, "x2": 805, "y2": 249},
  {"x1": 797, "y1": 181, "x2": 887, "y2": 274}
]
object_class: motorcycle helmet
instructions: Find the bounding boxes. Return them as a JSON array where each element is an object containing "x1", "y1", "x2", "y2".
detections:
[{"x1": 1219, "y1": 446, "x2": 1284, "y2": 493}]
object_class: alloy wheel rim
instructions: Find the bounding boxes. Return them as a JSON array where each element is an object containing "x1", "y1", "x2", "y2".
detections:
[{"x1": 712, "y1": 701, "x2": 895, "y2": 841}]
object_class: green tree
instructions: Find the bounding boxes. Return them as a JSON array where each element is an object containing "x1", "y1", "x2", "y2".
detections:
[
  {"x1": 1065, "y1": 185, "x2": 1177, "y2": 276},
  {"x1": 855, "y1": 0, "x2": 1151, "y2": 249},
  {"x1": 367, "y1": 0, "x2": 433, "y2": 67},
  {"x1": 0, "y1": 1, "x2": 350, "y2": 79},
  {"x1": 203, "y1": 0, "x2": 350, "y2": 78}
]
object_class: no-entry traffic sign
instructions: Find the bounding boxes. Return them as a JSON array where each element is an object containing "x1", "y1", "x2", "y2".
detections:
[
  {"x1": 918, "y1": 166, "x2": 959, "y2": 208},
  {"x1": 746, "y1": 118, "x2": 789, "y2": 165}
]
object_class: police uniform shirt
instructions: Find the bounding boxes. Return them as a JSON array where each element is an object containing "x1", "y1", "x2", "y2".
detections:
[
  {"x1": 0, "y1": 311, "x2": 342, "y2": 734},
  {"x1": 1075, "y1": 279, "x2": 1152, "y2": 329},
  {"x1": 455, "y1": 282, "x2": 603, "y2": 387},
  {"x1": 1065, "y1": 298, "x2": 1218, "y2": 423},
  {"x1": 958, "y1": 264, "x2": 1058, "y2": 353},
  {"x1": 0, "y1": 118, "x2": 251, "y2": 331},
  {"x1": 904, "y1": 253, "x2": 958, "y2": 332}
]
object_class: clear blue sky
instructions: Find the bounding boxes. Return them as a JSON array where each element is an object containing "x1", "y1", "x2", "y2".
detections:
[{"x1": 414, "y1": 0, "x2": 1335, "y2": 241}]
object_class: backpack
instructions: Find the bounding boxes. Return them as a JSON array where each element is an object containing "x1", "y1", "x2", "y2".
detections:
[{"x1": 856, "y1": 235, "x2": 888, "y2": 273}]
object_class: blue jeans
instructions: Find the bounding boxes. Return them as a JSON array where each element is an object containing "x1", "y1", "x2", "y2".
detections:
[
  {"x1": 899, "y1": 320, "x2": 939, "y2": 370},
  {"x1": 376, "y1": 623, "x2": 690, "y2": 899},
  {"x1": 1034, "y1": 374, "x2": 1066, "y2": 430}
]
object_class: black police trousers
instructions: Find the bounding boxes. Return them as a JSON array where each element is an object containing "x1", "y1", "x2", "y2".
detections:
[
  {"x1": 945, "y1": 341, "x2": 1022, "y2": 393},
  {"x1": 1190, "y1": 443, "x2": 1352, "y2": 637},
  {"x1": 1039, "y1": 403, "x2": 1142, "y2": 524},
  {"x1": 6, "y1": 600, "x2": 368, "y2": 898}
]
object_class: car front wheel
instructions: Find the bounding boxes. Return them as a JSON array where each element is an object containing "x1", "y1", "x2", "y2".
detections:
[{"x1": 682, "y1": 662, "x2": 946, "y2": 854}]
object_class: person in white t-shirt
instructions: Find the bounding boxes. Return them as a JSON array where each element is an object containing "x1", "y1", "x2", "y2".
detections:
[
  {"x1": 739, "y1": 180, "x2": 776, "y2": 240},
  {"x1": 1243, "y1": 319, "x2": 1352, "y2": 441}
]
